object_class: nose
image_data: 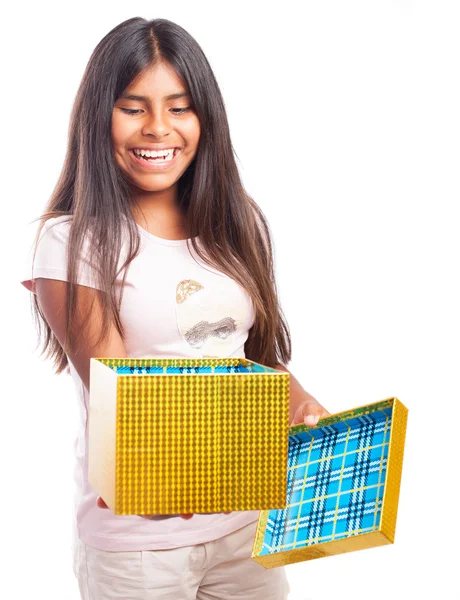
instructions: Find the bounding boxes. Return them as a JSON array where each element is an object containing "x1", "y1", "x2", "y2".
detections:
[{"x1": 141, "y1": 110, "x2": 171, "y2": 138}]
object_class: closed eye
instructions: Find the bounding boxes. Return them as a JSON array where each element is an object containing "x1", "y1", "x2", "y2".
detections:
[
  {"x1": 120, "y1": 108, "x2": 191, "y2": 115},
  {"x1": 120, "y1": 108, "x2": 142, "y2": 115}
]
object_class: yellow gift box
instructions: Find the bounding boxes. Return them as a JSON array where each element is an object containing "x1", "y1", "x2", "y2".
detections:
[
  {"x1": 251, "y1": 397, "x2": 408, "y2": 568},
  {"x1": 88, "y1": 357, "x2": 290, "y2": 516}
]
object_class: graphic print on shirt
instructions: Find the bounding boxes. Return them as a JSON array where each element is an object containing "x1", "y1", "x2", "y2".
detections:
[{"x1": 175, "y1": 278, "x2": 242, "y2": 356}]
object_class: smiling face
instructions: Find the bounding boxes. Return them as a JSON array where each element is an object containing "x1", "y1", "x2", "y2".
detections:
[{"x1": 112, "y1": 60, "x2": 201, "y2": 202}]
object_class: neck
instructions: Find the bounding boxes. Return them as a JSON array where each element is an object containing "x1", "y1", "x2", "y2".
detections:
[{"x1": 130, "y1": 188, "x2": 190, "y2": 240}]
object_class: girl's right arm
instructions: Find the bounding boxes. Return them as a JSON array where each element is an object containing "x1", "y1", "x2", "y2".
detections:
[
  {"x1": 35, "y1": 277, "x2": 128, "y2": 392},
  {"x1": 35, "y1": 278, "x2": 138, "y2": 514}
]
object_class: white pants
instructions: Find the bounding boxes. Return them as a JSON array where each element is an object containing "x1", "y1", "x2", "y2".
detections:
[{"x1": 73, "y1": 519, "x2": 290, "y2": 599}]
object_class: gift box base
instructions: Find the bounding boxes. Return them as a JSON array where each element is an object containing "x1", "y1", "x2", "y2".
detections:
[{"x1": 88, "y1": 357, "x2": 290, "y2": 515}]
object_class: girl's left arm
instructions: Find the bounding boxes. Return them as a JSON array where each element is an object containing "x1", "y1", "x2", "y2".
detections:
[{"x1": 273, "y1": 363, "x2": 331, "y2": 426}]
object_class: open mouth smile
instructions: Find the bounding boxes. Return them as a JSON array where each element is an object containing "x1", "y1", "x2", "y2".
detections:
[{"x1": 129, "y1": 147, "x2": 181, "y2": 170}]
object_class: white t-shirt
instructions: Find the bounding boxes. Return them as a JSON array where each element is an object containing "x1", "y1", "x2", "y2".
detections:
[{"x1": 20, "y1": 215, "x2": 260, "y2": 551}]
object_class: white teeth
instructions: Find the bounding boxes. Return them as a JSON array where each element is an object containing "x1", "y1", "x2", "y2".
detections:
[{"x1": 133, "y1": 148, "x2": 176, "y2": 159}]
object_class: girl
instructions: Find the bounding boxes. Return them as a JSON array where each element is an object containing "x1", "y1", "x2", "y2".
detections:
[{"x1": 21, "y1": 16, "x2": 330, "y2": 599}]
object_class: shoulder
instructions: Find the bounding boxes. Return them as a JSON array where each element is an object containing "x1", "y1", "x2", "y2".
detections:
[
  {"x1": 37, "y1": 215, "x2": 98, "y2": 246},
  {"x1": 37, "y1": 215, "x2": 73, "y2": 242},
  {"x1": 33, "y1": 215, "x2": 96, "y2": 261}
]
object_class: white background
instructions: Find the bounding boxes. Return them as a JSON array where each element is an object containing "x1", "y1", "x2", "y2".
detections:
[{"x1": 3, "y1": 1, "x2": 459, "y2": 598}]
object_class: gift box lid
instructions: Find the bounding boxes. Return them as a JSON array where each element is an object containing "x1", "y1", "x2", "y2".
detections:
[{"x1": 251, "y1": 397, "x2": 408, "y2": 568}]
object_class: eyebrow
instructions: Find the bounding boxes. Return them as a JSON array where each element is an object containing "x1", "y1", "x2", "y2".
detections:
[{"x1": 120, "y1": 92, "x2": 190, "y2": 102}]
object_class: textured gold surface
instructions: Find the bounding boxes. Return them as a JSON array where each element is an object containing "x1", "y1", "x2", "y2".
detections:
[
  {"x1": 90, "y1": 357, "x2": 290, "y2": 515},
  {"x1": 252, "y1": 531, "x2": 392, "y2": 569},
  {"x1": 380, "y1": 398, "x2": 408, "y2": 543}
]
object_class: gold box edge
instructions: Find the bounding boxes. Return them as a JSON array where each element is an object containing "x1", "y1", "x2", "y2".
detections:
[
  {"x1": 379, "y1": 397, "x2": 408, "y2": 543},
  {"x1": 251, "y1": 530, "x2": 392, "y2": 569}
]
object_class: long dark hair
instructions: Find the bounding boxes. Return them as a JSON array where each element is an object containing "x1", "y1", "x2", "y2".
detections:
[{"x1": 28, "y1": 16, "x2": 291, "y2": 373}]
